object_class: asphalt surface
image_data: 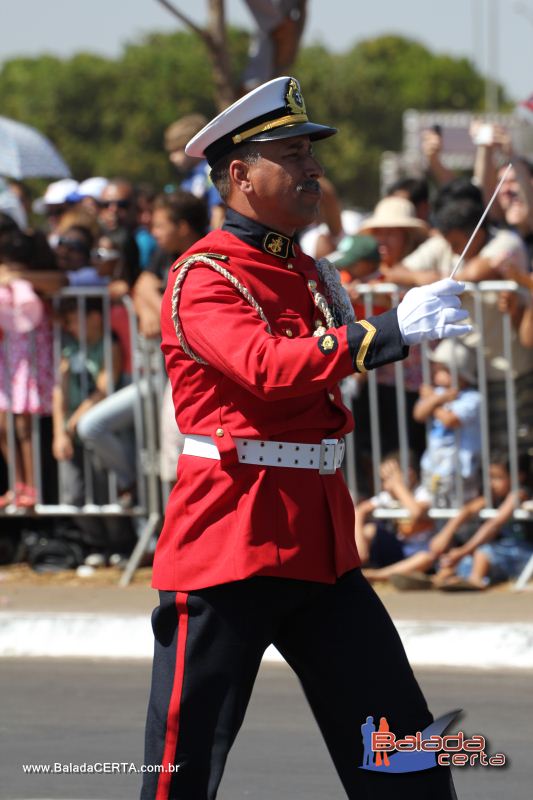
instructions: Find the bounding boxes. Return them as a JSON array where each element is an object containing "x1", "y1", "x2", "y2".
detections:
[{"x1": 1, "y1": 659, "x2": 530, "y2": 800}]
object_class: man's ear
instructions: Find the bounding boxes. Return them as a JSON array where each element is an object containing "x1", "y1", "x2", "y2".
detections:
[{"x1": 229, "y1": 159, "x2": 253, "y2": 195}]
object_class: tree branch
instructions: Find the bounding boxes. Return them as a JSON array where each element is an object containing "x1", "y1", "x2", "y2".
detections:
[
  {"x1": 206, "y1": 0, "x2": 237, "y2": 109},
  {"x1": 156, "y1": 0, "x2": 237, "y2": 111},
  {"x1": 155, "y1": 0, "x2": 210, "y2": 43}
]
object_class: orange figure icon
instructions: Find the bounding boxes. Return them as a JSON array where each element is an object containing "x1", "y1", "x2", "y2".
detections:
[{"x1": 375, "y1": 716, "x2": 390, "y2": 767}]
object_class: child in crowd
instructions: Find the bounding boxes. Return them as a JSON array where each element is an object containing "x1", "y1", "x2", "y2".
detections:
[
  {"x1": 53, "y1": 298, "x2": 122, "y2": 470},
  {"x1": 414, "y1": 338, "x2": 482, "y2": 508},
  {"x1": 361, "y1": 494, "x2": 484, "y2": 587},
  {"x1": 0, "y1": 215, "x2": 55, "y2": 508},
  {"x1": 52, "y1": 298, "x2": 122, "y2": 537},
  {"x1": 53, "y1": 297, "x2": 138, "y2": 562},
  {"x1": 328, "y1": 233, "x2": 390, "y2": 321},
  {"x1": 355, "y1": 451, "x2": 434, "y2": 572},
  {"x1": 373, "y1": 453, "x2": 533, "y2": 590},
  {"x1": 329, "y1": 233, "x2": 381, "y2": 281},
  {"x1": 436, "y1": 453, "x2": 533, "y2": 590},
  {"x1": 91, "y1": 233, "x2": 130, "y2": 299}
]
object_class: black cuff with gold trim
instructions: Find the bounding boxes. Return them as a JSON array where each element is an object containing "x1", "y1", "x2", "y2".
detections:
[{"x1": 347, "y1": 308, "x2": 409, "y2": 373}]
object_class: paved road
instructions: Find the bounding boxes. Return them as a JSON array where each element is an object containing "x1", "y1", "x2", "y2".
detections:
[{"x1": 1, "y1": 659, "x2": 529, "y2": 799}]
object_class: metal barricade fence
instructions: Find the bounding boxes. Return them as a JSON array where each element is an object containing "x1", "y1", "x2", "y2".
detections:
[
  {"x1": 341, "y1": 280, "x2": 533, "y2": 589},
  {"x1": 0, "y1": 287, "x2": 164, "y2": 585},
  {"x1": 1, "y1": 282, "x2": 532, "y2": 589}
]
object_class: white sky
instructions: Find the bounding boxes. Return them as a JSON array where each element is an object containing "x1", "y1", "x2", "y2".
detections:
[{"x1": 2, "y1": 0, "x2": 532, "y2": 102}]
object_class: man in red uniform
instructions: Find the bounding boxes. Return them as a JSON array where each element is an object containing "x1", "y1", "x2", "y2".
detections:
[{"x1": 141, "y1": 77, "x2": 467, "y2": 799}]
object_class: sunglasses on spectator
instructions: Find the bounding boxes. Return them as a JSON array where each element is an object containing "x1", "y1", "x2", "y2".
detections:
[
  {"x1": 92, "y1": 247, "x2": 121, "y2": 261},
  {"x1": 99, "y1": 199, "x2": 132, "y2": 210},
  {"x1": 57, "y1": 237, "x2": 89, "y2": 252}
]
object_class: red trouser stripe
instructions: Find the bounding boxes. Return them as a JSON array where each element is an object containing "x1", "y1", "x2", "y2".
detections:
[{"x1": 155, "y1": 591, "x2": 189, "y2": 800}]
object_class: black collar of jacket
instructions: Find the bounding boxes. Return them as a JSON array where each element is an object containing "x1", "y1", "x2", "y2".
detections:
[{"x1": 222, "y1": 208, "x2": 296, "y2": 260}]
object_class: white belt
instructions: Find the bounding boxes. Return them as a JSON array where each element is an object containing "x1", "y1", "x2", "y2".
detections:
[{"x1": 182, "y1": 435, "x2": 345, "y2": 475}]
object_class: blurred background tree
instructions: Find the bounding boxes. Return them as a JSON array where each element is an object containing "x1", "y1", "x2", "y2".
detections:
[
  {"x1": 0, "y1": 31, "x2": 503, "y2": 207},
  {"x1": 296, "y1": 35, "x2": 493, "y2": 206}
]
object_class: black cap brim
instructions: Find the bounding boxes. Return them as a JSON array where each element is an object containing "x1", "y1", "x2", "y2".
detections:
[
  {"x1": 205, "y1": 121, "x2": 337, "y2": 166},
  {"x1": 247, "y1": 121, "x2": 337, "y2": 144}
]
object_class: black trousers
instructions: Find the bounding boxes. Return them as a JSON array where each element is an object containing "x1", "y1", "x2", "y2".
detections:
[{"x1": 141, "y1": 569, "x2": 457, "y2": 799}]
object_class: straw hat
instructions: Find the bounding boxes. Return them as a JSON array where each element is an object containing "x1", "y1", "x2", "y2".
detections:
[{"x1": 359, "y1": 197, "x2": 428, "y2": 237}]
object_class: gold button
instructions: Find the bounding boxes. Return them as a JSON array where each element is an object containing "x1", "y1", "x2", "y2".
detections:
[
  {"x1": 285, "y1": 329, "x2": 293, "y2": 338},
  {"x1": 215, "y1": 427, "x2": 224, "y2": 437},
  {"x1": 308, "y1": 279, "x2": 317, "y2": 290},
  {"x1": 287, "y1": 263, "x2": 294, "y2": 270},
  {"x1": 328, "y1": 392, "x2": 335, "y2": 401},
  {"x1": 315, "y1": 319, "x2": 324, "y2": 328}
]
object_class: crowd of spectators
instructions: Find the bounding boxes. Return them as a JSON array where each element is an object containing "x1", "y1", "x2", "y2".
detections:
[{"x1": 0, "y1": 114, "x2": 532, "y2": 584}]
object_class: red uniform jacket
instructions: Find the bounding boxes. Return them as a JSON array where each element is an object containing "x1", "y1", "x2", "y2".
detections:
[{"x1": 153, "y1": 210, "x2": 407, "y2": 590}]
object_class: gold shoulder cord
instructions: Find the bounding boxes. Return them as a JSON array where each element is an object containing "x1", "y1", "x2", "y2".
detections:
[
  {"x1": 307, "y1": 284, "x2": 335, "y2": 335},
  {"x1": 171, "y1": 254, "x2": 272, "y2": 365}
]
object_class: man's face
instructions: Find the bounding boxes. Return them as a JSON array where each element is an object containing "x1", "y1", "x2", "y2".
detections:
[
  {"x1": 151, "y1": 207, "x2": 185, "y2": 253},
  {"x1": 498, "y1": 166, "x2": 519, "y2": 213},
  {"x1": 239, "y1": 136, "x2": 324, "y2": 234},
  {"x1": 55, "y1": 230, "x2": 90, "y2": 271},
  {"x1": 99, "y1": 183, "x2": 135, "y2": 231},
  {"x1": 443, "y1": 227, "x2": 485, "y2": 257},
  {"x1": 371, "y1": 227, "x2": 407, "y2": 267},
  {"x1": 498, "y1": 165, "x2": 528, "y2": 228}
]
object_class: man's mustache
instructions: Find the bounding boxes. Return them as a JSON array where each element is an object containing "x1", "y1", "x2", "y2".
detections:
[{"x1": 296, "y1": 179, "x2": 321, "y2": 193}]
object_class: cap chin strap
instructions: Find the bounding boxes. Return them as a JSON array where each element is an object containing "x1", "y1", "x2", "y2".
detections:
[{"x1": 232, "y1": 113, "x2": 308, "y2": 144}]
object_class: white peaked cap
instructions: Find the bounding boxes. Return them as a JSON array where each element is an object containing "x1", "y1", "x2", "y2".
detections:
[
  {"x1": 43, "y1": 178, "x2": 80, "y2": 205},
  {"x1": 185, "y1": 76, "x2": 336, "y2": 166},
  {"x1": 78, "y1": 177, "x2": 109, "y2": 200}
]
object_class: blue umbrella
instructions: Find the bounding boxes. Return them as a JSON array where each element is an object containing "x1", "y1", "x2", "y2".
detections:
[{"x1": 0, "y1": 115, "x2": 71, "y2": 179}]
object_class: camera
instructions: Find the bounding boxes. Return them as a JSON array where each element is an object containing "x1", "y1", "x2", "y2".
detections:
[{"x1": 473, "y1": 123, "x2": 494, "y2": 146}]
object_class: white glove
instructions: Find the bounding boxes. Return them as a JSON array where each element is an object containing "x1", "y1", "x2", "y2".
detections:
[{"x1": 397, "y1": 279, "x2": 472, "y2": 345}]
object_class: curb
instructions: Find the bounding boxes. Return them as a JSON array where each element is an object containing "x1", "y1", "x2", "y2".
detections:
[{"x1": 1, "y1": 612, "x2": 533, "y2": 669}]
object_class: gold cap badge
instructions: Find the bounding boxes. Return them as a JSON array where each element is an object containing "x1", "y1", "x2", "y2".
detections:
[{"x1": 285, "y1": 78, "x2": 307, "y2": 116}]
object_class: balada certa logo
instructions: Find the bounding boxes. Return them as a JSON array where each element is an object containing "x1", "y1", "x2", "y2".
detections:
[{"x1": 360, "y1": 711, "x2": 506, "y2": 773}]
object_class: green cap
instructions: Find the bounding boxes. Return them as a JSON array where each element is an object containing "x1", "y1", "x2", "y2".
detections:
[{"x1": 327, "y1": 234, "x2": 380, "y2": 268}]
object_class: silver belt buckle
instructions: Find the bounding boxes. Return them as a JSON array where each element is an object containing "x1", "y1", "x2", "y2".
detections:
[{"x1": 319, "y1": 438, "x2": 344, "y2": 475}]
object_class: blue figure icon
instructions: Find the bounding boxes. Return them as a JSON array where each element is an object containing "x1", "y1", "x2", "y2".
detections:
[{"x1": 361, "y1": 715, "x2": 376, "y2": 766}]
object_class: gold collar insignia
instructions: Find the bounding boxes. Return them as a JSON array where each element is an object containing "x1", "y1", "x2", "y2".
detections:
[{"x1": 263, "y1": 231, "x2": 291, "y2": 259}]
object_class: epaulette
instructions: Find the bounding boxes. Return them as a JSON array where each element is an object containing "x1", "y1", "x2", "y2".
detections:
[{"x1": 172, "y1": 252, "x2": 229, "y2": 271}]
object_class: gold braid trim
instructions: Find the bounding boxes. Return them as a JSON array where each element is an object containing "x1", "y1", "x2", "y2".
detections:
[
  {"x1": 353, "y1": 319, "x2": 376, "y2": 373},
  {"x1": 171, "y1": 254, "x2": 271, "y2": 365}
]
